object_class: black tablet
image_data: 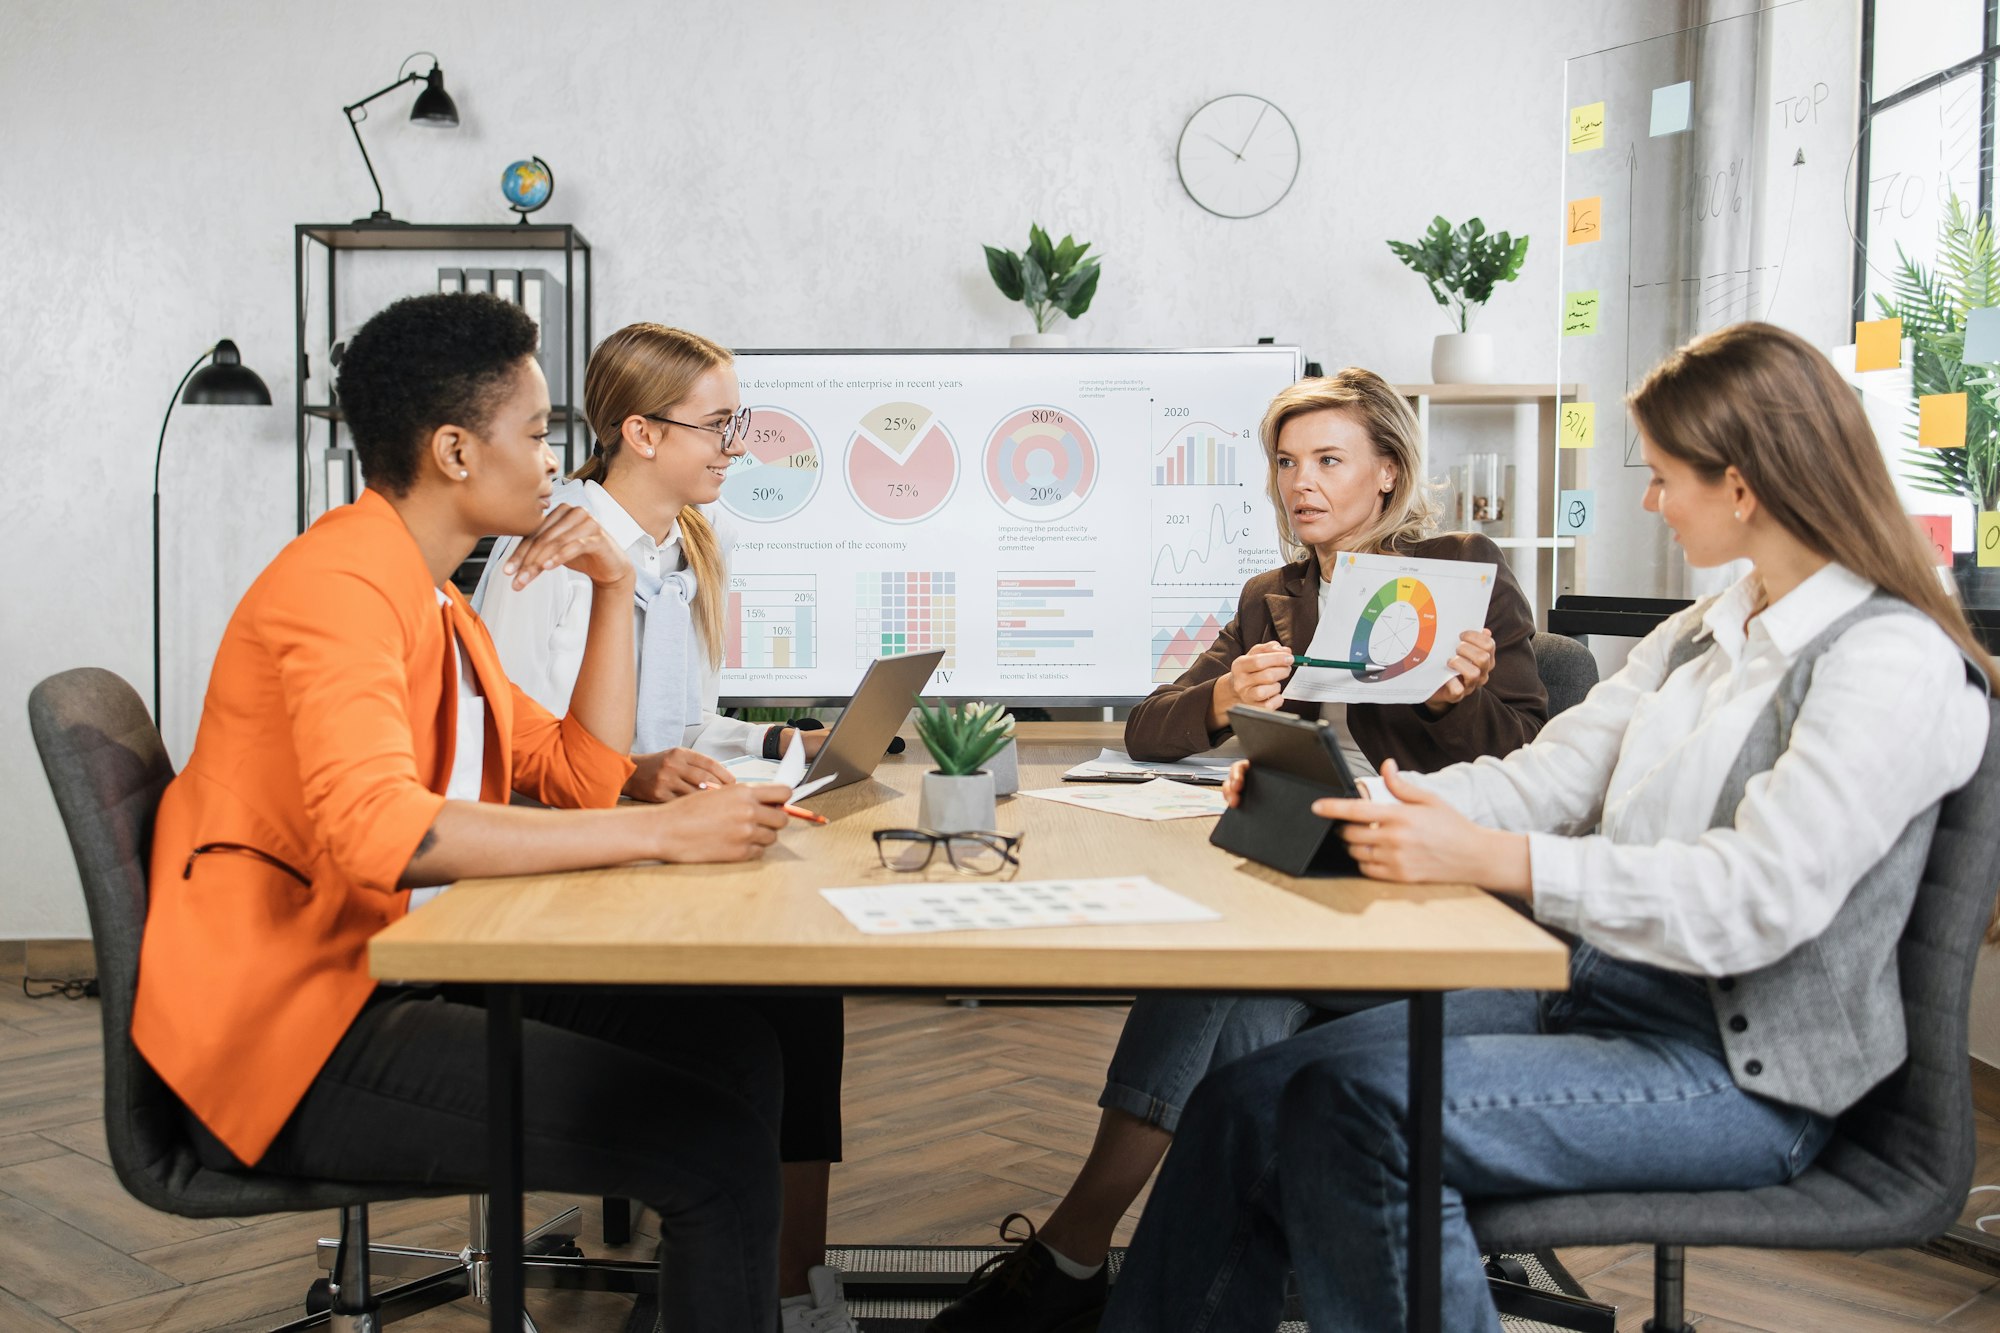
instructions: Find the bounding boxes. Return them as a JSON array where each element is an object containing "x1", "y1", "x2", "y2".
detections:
[{"x1": 1226, "y1": 706, "x2": 1361, "y2": 797}]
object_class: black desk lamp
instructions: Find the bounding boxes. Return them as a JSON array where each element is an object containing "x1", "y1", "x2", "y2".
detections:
[
  {"x1": 343, "y1": 52, "x2": 460, "y2": 223},
  {"x1": 153, "y1": 342, "x2": 271, "y2": 733}
]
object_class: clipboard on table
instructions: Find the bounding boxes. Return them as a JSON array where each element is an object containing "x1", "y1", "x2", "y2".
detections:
[{"x1": 1208, "y1": 706, "x2": 1363, "y2": 877}]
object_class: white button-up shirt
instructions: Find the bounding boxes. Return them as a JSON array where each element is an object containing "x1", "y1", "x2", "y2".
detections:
[
  {"x1": 472, "y1": 479, "x2": 768, "y2": 759},
  {"x1": 1412, "y1": 563, "x2": 1988, "y2": 976}
]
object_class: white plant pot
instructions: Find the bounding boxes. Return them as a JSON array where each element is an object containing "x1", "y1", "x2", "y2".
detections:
[
  {"x1": 1010, "y1": 332, "x2": 1070, "y2": 348},
  {"x1": 1431, "y1": 332, "x2": 1495, "y2": 384},
  {"x1": 919, "y1": 770, "x2": 998, "y2": 834},
  {"x1": 986, "y1": 739, "x2": 1020, "y2": 797}
]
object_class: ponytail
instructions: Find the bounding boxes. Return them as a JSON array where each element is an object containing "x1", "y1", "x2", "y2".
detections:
[{"x1": 678, "y1": 505, "x2": 726, "y2": 668}]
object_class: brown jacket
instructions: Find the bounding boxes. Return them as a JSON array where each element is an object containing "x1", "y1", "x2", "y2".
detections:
[{"x1": 1126, "y1": 532, "x2": 1547, "y2": 771}]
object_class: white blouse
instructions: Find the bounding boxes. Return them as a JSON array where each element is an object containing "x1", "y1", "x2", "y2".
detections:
[
  {"x1": 471, "y1": 479, "x2": 769, "y2": 760},
  {"x1": 1409, "y1": 563, "x2": 1988, "y2": 976}
]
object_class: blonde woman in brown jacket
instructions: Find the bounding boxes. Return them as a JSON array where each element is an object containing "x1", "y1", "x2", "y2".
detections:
[{"x1": 929, "y1": 369, "x2": 1548, "y2": 1333}]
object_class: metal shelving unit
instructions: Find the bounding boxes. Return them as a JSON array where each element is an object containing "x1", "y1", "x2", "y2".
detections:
[{"x1": 292, "y1": 222, "x2": 593, "y2": 533}]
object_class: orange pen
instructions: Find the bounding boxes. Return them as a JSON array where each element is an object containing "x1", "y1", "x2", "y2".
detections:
[{"x1": 784, "y1": 804, "x2": 828, "y2": 825}]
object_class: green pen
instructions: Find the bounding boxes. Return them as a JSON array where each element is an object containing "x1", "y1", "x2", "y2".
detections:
[{"x1": 1293, "y1": 655, "x2": 1366, "y2": 670}]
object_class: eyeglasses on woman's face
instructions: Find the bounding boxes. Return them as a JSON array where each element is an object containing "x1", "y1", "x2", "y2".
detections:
[
  {"x1": 644, "y1": 404, "x2": 753, "y2": 452},
  {"x1": 873, "y1": 829, "x2": 1024, "y2": 875}
]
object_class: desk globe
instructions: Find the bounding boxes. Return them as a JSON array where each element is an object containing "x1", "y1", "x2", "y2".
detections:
[{"x1": 502, "y1": 157, "x2": 553, "y2": 221}]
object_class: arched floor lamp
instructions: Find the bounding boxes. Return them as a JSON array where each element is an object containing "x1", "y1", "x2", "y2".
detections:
[{"x1": 154, "y1": 341, "x2": 271, "y2": 733}]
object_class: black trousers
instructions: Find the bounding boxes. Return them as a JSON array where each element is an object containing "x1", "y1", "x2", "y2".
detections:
[{"x1": 202, "y1": 987, "x2": 800, "y2": 1332}]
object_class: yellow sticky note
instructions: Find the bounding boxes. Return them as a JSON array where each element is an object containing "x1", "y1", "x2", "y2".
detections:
[
  {"x1": 1569, "y1": 102, "x2": 1606, "y2": 153},
  {"x1": 1566, "y1": 197, "x2": 1602, "y2": 246},
  {"x1": 1559, "y1": 402, "x2": 1596, "y2": 448},
  {"x1": 1855, "y1": 318, "x2": 1902, "y2": 372},
  {"x1": 1562, "y1": 291, "x2": 1600, "y2": 335},
  {"x1": 1919, "y1": 392, "x2": 1968, "y2": 447},
  {"x1": 1980, "y1": 512, "x2": 2000, "y2": 567}
]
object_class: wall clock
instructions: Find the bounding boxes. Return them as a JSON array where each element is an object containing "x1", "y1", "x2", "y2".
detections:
[{"x1": 1176, "y1": 94, "x2": 1301, "y2": 219}]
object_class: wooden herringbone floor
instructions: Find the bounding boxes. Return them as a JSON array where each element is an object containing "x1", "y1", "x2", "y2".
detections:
[{"x1": 7, "y1": 982, "x2": 2000, "y2": 1331}]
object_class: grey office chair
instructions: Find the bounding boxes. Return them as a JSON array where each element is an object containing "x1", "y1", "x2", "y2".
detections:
[
  {"x1": 1467, "y1": 696, "x2": 2000, "y2": 1332},
  {"x1": 1530, "y1": 630, "x2": 1599, "y2": 719},
  {"x1": 29, "y1": 668, "x2": 651, "y2": 1331}
]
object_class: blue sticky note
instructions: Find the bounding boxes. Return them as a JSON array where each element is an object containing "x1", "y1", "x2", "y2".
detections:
[
  {"x1": 1650, "y1": 81, "x2": 1693, "y2": 137},
  {"x1": 1558, "y1": 489, "x2": 1595, "y2": 536},
  {"x1": 1965, "y1": 307, "x2": 2000, "y2": 365}
]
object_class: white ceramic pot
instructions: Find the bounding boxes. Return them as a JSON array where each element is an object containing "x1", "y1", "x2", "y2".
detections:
[
  {"x1": 985, "y1": 738, "x2": 1020, "y2": 796},
  {"x1": 1431, "y1": 332, "x2": 1495, "y2": 384},
  {"x1": 919, "y1": 770, "x2": 998, "y2": 833},
  {"x1": 1009, "y1": 332, "x2": 1070, "y2": 348}
]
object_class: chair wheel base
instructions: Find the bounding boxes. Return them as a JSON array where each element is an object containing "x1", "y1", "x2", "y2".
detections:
[{"x1": 1642, "y1": 1322, "x2": 1695, "y2": 1333}]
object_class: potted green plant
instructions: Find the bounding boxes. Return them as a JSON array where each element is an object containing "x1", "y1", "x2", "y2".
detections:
[
  {"x1": 1879, "y1": 196, "x2": 2000, "y2": 603},
  {"x1": 1386, "y1": 215, "x2": 1530, "y2": 383},
  {"x1": 984, "y1": 225, "x2": 1102, "y2": 348},
  {"x1": 912, "y1": 699, "x2": 1015, "y2": 833}
]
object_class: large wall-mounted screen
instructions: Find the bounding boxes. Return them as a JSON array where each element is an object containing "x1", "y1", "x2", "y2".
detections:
[{"x1": 718, "y1": 347, "x2": 1302, "y2": 704}]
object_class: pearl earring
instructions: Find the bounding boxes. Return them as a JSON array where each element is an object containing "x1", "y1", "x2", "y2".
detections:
[
  {"x1": 459, "y1": 470, "x2": 469, "y2": 479},
  {"x1": 1734, "y1": 509, "x2": 1742, "y2": 520}
]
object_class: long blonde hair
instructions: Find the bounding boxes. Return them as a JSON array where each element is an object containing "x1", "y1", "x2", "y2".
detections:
[
  {"x1": 1628, "y1": 322, "x2": 1996, "y2": 688},
  {"x1": 1258, "y1": 369, "x2": 1439, "y2": 560},
  {"x1": 572, "y1": 323, "x2": 732, "y2": 667}
]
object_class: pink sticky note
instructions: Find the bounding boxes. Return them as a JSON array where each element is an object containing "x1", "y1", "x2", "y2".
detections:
[{"x1": 1914, "y1": 514, "x2": 1952, "y2": 567}]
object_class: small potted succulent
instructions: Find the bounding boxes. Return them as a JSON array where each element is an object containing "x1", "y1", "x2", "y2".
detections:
[
  {"x1": 1387, "y1": 215, "x2": 1530, "y2": 383},
  {"x1": 984, "y1": 225, "x2": 1102, "y2": 347},
  {"x1": 912, "y1": 698, "x2": 1016, "y2": 832}
]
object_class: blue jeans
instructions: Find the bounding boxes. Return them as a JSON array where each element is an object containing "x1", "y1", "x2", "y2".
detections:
[
  {"x1": 1101, "y1": 947, "x2": 1834, "y2": 1333},
  {"x1": 1101, "y1": 995, "x2": 1312, "y2": 1132}
]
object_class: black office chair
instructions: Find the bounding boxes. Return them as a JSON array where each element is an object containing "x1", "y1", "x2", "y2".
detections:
[
  {"x1": 1530, "y1": 630, "x2": 1599, "y2": 719},
  {"x1": 1467, "y1": 696, "x2": 2000, "y2": 1331},
  {"x1": 29, "y1": 668, "x2": 653, "y2": 1330}
]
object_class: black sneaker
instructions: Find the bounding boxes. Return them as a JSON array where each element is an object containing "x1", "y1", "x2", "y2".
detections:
[{"x1": 925, "y1": 1214, "x2": 1107, "y2": 1333}]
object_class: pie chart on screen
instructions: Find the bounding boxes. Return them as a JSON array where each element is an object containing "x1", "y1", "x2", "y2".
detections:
[
  {"x1": 846, "y1": 401, "x2": 958, "y2": 523},
  {"x1": 719, "y1": 407, "x2": 822, "y2": 522},
  {"x1": 983, "y1": 405, "x2": 1097, "y2": 521}
]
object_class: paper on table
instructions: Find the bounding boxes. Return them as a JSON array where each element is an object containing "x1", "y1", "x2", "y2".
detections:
[
  {"x1": 1020, "y1": 778, "x2": 1226, "y2": 821},
  {"x1": 820, "y1": 876, "x2": 1220, "y2": 935},
  {"x1": 1283, "y1": 550, "x2": 1497, "y2": 706},
  {"x1": 1063, "y1": 748, "x2": 1235, "y2": 782},
  {"x1": 790, "y1": 774, "x2": 836, "y2": 801},
  {"x1": 720, "y1": 734, "x2": 827, "y2": 798}
]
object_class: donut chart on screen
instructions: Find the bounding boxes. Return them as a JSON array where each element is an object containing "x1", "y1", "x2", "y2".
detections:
[
  {"x1": 983, "y1": 406, "x2": 1097, "y2": 521},
  {"x1": 845, "y1": 401, "x2": 958, "y2": 523},
  {"x1": 719, "y1": 406, "x2": 822, "y2": 522},
  {"x1": 1348, "y1": 577, "x2": 1438, "y2": 681}
]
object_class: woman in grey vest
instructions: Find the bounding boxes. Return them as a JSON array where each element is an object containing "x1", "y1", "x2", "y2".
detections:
[{"x1": 1100, "y1": 322, "x2": 2000, "y2": 1333}]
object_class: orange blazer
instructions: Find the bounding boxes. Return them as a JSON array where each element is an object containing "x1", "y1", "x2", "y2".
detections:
[{"x1": 135, "y1": 488, "x2": 634, "y2": 1166}]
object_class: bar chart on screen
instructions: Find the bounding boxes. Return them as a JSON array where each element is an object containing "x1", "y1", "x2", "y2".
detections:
[
  {"x1": 996, "y1": 572, "x2": 1097, "y2": 670},
  {"x1": 1153, "y1": 420, "x2": 1252, "y2": 486},
  {"x1": 724, "y1": 574, "x2": 819, "y2": 670},
  {"x1": 1151, "y1": 595, "x2": 1235, "y2": 682}
]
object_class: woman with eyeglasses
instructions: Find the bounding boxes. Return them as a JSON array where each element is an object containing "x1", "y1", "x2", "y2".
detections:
[
  {"x1": 475, "y1": 322, "x2": 854, "y2": 1333},
  {"x1": 478, "y1": 323, "x2": 827, "y2": 802}
]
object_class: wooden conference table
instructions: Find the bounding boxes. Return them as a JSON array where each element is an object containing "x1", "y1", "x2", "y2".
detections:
[{"x1": 369, "y1": 723, "x2": 1570, "y2": 1333}]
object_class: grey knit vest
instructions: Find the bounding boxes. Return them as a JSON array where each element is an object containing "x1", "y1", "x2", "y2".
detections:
[{"x1": 1662, "y1": 593, "x2": 1986, "y2": 1117}]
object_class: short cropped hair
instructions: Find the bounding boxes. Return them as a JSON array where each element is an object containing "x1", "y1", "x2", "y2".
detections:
[{"x1": 336, "y1": 293, "x2": 540, "y2": 496}]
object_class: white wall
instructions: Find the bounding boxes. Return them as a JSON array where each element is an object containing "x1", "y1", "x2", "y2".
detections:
[{"x1": 1, "y1": 0, "x2": 1679, "y2": 936}]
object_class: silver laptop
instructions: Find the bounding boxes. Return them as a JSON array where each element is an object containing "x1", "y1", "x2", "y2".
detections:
[{"x1": 798, "y1": 649, "x2": 947, "y2": 793}]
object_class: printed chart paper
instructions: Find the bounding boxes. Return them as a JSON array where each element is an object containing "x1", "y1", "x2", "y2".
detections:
[
  {"x1": 1283, "y1": 551, "x2": 1497, "y2": 706},
  {"x1": 1063, "y1": 748, "x2": 1235, "y2": 783},
  {"x1": 1019, "y1": 778, "x2": 1227, "y2": 821},
  {"x1": 820, "y1": 876, "x2": 1220, "y2": 935}
]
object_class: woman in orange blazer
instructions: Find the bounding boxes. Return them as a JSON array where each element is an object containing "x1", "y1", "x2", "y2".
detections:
[{"x1": 135, "y1": 293, "x2": 794, "y2": 1331}]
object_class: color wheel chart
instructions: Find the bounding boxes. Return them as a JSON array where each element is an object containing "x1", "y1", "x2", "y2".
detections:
[
  {"x1": 995, "y1": 572, "x2": 1095, "y2": 666},
  {"x1": 720, "y1": 407, "x2": 822, "y2": 522},
  {"x1": 854, "y1": 571, "x2": 956, "y2": 668},
  {"x1": 1151, "y1": 595, "x2": 1234, "y2": 683},
  {"x1": 1348, "y1": 577, "x2": 1437, "y2": 682},
  {"x1": 1153, "y1": 422, "x2": 1249, "y2": 486},
  {"x1": 724, "y1": 574, "x2": 817, "y2": 670},
  {"x1": 845, "y1": 401, "x2": 958, "y2": 523},
  {"x1": 984, "y1": 407, "x2": 1098, "y2": 521}
]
